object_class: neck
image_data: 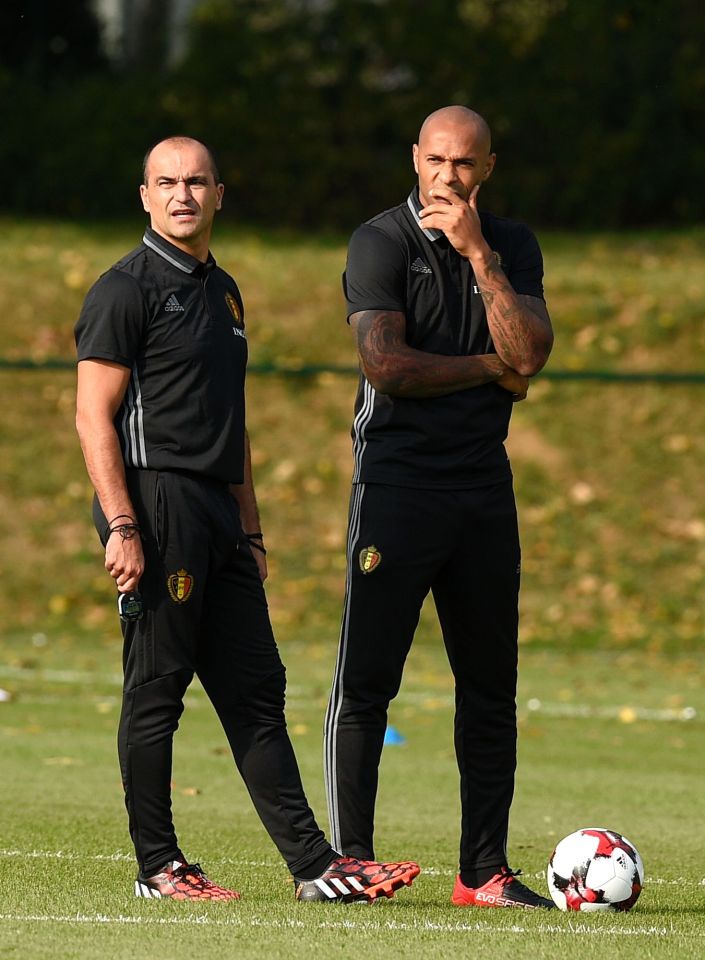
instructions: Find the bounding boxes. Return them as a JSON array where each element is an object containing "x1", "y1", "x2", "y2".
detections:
[{"x1": 151, "y1": 226, "x2": 211, "y2": 263}]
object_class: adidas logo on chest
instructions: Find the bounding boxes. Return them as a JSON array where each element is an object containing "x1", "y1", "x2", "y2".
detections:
[
  {"x1": 164, "y1": 293, "x2": 185, "y2": 312},
  {"x1": 410, "y1": 257, "x2": 432, "y2": 274}
]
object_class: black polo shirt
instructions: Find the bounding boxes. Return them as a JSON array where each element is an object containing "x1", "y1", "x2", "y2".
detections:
[
  {"x1": 75, "y1": 227, "x2": 248, "y2": 484},
  {"x1": 343, "y1": 187, "x2": 545, "y2": 489}
]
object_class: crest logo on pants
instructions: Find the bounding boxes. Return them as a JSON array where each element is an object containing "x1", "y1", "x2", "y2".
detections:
[
  {"x1": 167, "y1": 568, "x2": 194, "y2": 603},
  {"x1": 359, "y1": 545, "x2": 382, "y2": 574}
]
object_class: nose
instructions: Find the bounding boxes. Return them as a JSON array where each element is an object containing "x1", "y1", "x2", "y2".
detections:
[
  {"x1": 438, "y1": 161, "x2": 457, "y2": 184},
  {"x1": 174, "y1": 179, "x2": 193, "y2": 202}
]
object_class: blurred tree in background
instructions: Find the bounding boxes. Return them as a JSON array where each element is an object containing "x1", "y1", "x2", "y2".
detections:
[{"x1": 1, "y1": 0, "x2": 703, "y2": 228}]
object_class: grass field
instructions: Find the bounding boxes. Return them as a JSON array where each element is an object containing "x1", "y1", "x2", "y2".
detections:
[
  {"x1": 1, "y1": 218, "x2": 704, "y2": 957},
  {"x1": 1, "y1": 640, "x2": 703, "y2": 959}
]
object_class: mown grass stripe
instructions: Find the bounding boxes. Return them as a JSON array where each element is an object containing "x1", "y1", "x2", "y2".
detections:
[{"x1": 0, "y1": 912, "x2": 697, "y2": 938}]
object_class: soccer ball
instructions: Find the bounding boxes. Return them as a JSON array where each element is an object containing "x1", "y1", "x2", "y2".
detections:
[{"x1": 547, "y1": 827, "x2": 644, "y2": 912}]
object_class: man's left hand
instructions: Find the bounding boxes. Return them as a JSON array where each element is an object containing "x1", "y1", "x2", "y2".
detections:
[{"x1": 250, "y1": 544, "x2": 268, "y2": 582}]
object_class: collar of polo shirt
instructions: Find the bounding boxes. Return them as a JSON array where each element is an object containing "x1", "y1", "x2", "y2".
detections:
[
  {"x1": 406, "y1": 186, "x2": 444, "y2": 243},
  {"x1": 142, "y1": 226, "x2": 216, "y2": 274}
]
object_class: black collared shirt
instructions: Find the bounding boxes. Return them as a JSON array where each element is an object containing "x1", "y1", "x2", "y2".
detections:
[
  {"x1": 343, "y1": 187, "x2": 545, "y2": 489},
  {"x1": 75, "y1": 227, "x2": 248, "y2": 484}
]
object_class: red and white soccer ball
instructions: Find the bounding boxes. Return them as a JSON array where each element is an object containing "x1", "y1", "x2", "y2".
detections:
[{"x1": 547, "y1": 827, "x2": 644, "y2": 912}]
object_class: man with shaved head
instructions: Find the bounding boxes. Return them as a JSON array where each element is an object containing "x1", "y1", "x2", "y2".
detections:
[
  {"x1": 324, "y1": 107, "x2": 555, "y2": 909},
  {"x1": 74, "y1": 137, "x2": 419, "y2": 904}
]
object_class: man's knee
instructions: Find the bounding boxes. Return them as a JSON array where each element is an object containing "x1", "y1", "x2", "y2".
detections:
[
  {"x1": 247, "y1": 665, "x2": 287, "y2": 722},
  {"x1": 121, "y1": 670, "x2": 191, "y2": 745}
]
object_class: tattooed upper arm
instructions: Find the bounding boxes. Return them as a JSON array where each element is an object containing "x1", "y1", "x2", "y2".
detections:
[{"x1": 349, "y1": 310, "x2": 407, "y2": 367}]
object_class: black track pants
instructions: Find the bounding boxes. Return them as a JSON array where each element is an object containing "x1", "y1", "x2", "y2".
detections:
[
  {"x1": 324, "y1": 481, "x2": 520, "y2": 873},
  {"x1": 95, "y1": 469, "x2": 332, "y2": 878}
]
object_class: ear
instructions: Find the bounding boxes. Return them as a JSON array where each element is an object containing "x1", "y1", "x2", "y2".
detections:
[
  {"x1": 412, "y1": 143, "x2": 419, "y2": 174},
  {"x1": 482, "y1": 153, "x2": 497, "y2": 182},
  {"x1": 215, "y1": 184, "x2": 224, "y2": 211},
  {"x1": 140, "y1": 183, "x2": 150, "y2": 213}
]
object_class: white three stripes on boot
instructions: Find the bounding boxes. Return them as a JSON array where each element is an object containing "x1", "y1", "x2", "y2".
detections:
[
  {"x1": 315, "y1": 875, "x2": 367, "y2": 899},
  {"x1": 135, "y1": 880, "x2": 161, "y2": 898}
]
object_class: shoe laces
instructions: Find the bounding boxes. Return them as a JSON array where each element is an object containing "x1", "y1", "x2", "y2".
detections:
[
  {"x1": 175, "y1": 862, "x2": 208, "y2": 884},
  {"x1": 497, "y1": 866, "x2": 522, "y2": 886}
]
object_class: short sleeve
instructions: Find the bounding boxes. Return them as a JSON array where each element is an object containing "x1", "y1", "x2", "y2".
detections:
[
  {"x1": 506, "y1": 225, "x2": 544, "y2": 300},
  {"x1": 75, "y1": 269, "x2": 148, "y2": 367},
  {"x1": 342, "y1": 224, "x2": 408, "y2": 320}
]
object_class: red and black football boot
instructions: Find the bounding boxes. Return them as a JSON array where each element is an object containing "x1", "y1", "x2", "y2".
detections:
[
  {"x1": 294, "y1": 855, "x2": 420, "y2": 903},
  {"x1": 451, "y1": 867, "x2": 555, "y2": 909},
  {"x1": 135, "y1": 860, "x2": 240, "y2": 901}
]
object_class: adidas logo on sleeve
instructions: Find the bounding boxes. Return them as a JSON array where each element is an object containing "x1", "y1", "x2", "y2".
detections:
[{"x1": 164, "y1": 294, "x2": 185, "y2": 312}]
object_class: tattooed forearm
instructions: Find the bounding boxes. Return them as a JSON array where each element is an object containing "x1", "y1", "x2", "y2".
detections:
[
  {"x1": 474, "y1": 256, "x2": 553, "y2": 376},
  {"x1": 351, "y1": 310, "x2": 507, "y2": 399}
]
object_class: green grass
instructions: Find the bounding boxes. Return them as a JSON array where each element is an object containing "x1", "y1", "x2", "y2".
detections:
[
  {"x1": 1, "y1": 218, "x2": 705, "y2": 956},
  {"x1": 1, "y1": 640, "x2": 703, "y2": 959}
]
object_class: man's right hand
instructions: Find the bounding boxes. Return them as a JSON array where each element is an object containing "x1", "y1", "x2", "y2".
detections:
[
  {"x1": 105, "y1": 530, "x2": 145, "y2": 593},
  {"x1": 496, "y1": 368, "x2": 530, "y2": 402}
]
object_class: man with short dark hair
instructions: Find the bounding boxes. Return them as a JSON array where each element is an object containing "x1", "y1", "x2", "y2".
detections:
[
  {"x1": 75, "y1": 136, "x2": 419, "y2": 903},
  {"x1": 324, "y1": 106, "x2": 555, "y2": 910}
]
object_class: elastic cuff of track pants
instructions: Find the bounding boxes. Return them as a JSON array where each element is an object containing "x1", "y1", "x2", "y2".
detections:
[
  {"x1": 139, "y1": 850, "x2": 185, "y2": 880},
  {"x1": 289, "y1": 847, "x2": 338, "y2": 881}
]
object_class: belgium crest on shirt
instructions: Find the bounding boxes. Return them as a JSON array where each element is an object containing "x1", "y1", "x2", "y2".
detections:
[{"x1": 225, "y1": 291, "x2": 246, "y2": 338}]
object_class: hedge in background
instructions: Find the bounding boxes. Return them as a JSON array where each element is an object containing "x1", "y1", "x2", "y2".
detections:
[{"x1": 1, "y1": 0, "x2": 703, "y2": 228}]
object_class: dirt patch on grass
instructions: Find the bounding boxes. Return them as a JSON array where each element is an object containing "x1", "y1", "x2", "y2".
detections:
[{"x1": 506, "y1": 420, "x2": 565, "y2": 470}]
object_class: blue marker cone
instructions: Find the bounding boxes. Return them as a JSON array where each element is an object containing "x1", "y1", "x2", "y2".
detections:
[{"x1": 383, "y1": 725, "x2": 406, "y2": 746}]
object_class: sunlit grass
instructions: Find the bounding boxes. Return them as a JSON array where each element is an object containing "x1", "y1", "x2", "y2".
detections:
[{"x1": 1, "y1": 640, "x2": 703, "y2": 959}]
